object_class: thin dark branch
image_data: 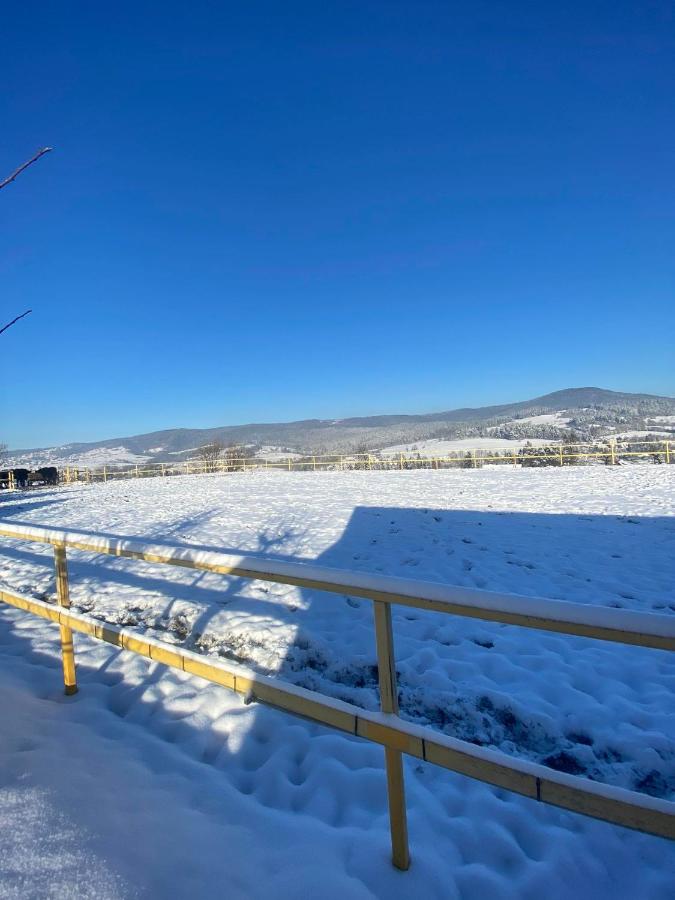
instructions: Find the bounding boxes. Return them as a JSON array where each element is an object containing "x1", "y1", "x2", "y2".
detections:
[
  {"x1": 0, "y1": 309, "x2": 32, "y2": 336},
  {"x1": 0, "y1": 147, "x2": 53, "y2": 192}
]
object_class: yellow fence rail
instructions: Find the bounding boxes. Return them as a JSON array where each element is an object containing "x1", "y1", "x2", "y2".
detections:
[
  {"x1": 52, "y1": 438, "x2": 674, "y2": 484},
  {"x1": 0, "y1": 522, "x2": 673, "y2": 869}
]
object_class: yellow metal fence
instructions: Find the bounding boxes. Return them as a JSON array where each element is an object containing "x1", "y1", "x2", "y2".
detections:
[
  {"x1": 0, "y1": 522, "x2": 673, "y2": 871},
  {"x1": 56, "y1": 438, "x2": 674, "y2": 484}
]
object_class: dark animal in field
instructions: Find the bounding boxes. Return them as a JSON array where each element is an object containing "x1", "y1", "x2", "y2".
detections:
[
  {"x1": 11, "y1": 468, "x2": 29, "y2": 488},
  {"x1": 27, "y1": 467, "x2": 59, "y2": 486}
]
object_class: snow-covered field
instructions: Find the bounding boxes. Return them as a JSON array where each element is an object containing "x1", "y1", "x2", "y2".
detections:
[
  {"x1": 612, "y1": 431, "x2": 672, "y2": 440},
  {"x1": 0, "y1": 468, "x2": 673, "y2": 898},
  {"x1": 381, "y1": 436, "x2": 554, "y2": 455},
  {"x1": 491, "y1": 411, "x2": 573, "y2": 429},
  {"x1": 4, "y1": 445, "x2": 153, "y2": 469}
]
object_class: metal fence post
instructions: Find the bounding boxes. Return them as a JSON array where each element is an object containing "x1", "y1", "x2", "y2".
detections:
[
  {"x1": 54, "y1": 544, "x2": 77, "y2": 695},
  {"x1": 373, "y1": 600, "x2": 410, "y2": 870}
]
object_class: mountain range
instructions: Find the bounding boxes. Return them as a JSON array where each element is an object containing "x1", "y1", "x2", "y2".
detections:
[{"x1": 5, "y1": 387, "x2": 675, "y2": 468}]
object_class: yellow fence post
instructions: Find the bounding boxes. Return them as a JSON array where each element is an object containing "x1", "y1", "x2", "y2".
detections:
[
  {"x1": 666, "y1": 441, "x2": 670, "y2": 465},
  {"x1": 103, "y1": 466, "x2": 107, "y2": 483},
  {"x1": 54, "y1": 544, "x2": 77, "y2": 695},
  {"x1": 373, "y1": 600, "x2": 410, "y2": 870},
  {"x1": 610, "y1": 441, "x2": 616, "y2": 466},
  {"x1": 288, "y1": 457, "x2": 291, "y2": 471},
  {"x1": 559, "y1": 446, "x2": 564, "y2": 466}
]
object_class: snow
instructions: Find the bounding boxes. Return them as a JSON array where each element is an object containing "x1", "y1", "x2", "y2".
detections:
[
  {"x1": 612, "y1": 432, "x2": 672, "y2": 440},
  {"x1": 498, "y1": 412, "x2": 573, "y2": 428},
  {"x1": 0, "y1": 467, "x2": 674, "y2": 898},
  {"x1": 256, "y1": 446, "x2": 302, "y2": 461},
  {"x1": 4, "y1": 446, "x2": 152, "y2": 469},
  {"x1": 4, "y1": 522, "x2": 674, "y2": 644},
  {"x1": 381, "y1": 437, "x2": 555, "y2": 455}
]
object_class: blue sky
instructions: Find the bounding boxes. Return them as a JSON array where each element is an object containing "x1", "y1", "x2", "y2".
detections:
[{"x1": 2, "y1": 2, "x2": 674, "y2": 448}]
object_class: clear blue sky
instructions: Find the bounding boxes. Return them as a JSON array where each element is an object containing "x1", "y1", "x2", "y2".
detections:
[{"x1": 2, "y1": 2, "x2": 674, "y2": 449}]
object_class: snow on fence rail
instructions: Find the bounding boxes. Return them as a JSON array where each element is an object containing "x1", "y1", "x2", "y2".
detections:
[
  {"x1": 50, "y1": 437, "x2": 674, "y2": 484},
  {"x1": 0, "y1": 522, "x2": 673, "y2": 870}
]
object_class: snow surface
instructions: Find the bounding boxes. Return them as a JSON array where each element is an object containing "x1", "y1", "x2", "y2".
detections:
[
  {"x1": 381, "y1": 437, "x2": 554, "y2": 455},
  {"x1": 255, "y1": 446, "x2": 303, "y2": 461},
  {"x1": 611, "y1": 432, "x2": 672, "y2": 440},
  {"x1": 495, "y1": 412, "x2": 573, "y2": 428},
  {"x1": 4, "y1": 446, "x2": 152, "y2": 469},
  {"x1": 649, "y1": 417, "x2": 675, "y2": 426},
  {"x1": 0, "y1": 467, "x2": 674, "y2": 898}
]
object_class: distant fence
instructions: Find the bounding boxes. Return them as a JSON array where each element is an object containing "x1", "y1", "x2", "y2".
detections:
[
  {"x1": 0, "y1": 522, "x2": 673, "y2": 870},
  {"x1": 55, "y1": 438, "x2": 674, "y2": 484},
  {"x1": 1, "y1": 439, "x2": 672, "y2": 490}
]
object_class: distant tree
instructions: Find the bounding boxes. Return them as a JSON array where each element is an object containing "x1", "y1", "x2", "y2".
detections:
[
  {"x1": 224, "y1": 444, "x2": 253, "y2": 471},
  {"x1": 353, "y1": 442, "x2": 371, "y2": 470},
  {"x1": 197, "y1": 441, "x2": 224, "y2": 472}
]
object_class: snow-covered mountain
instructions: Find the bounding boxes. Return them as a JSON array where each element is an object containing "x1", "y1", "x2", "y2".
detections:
[{"x1": 5, "y1": 387, "x2": 675, "y2": 467}]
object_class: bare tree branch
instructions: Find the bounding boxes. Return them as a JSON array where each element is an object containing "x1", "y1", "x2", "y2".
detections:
[
  {"x1": 0, "y1": 309, "x2": 32, "y2": 336},
  {"x1": 0, "y1": 147, "x2": 53, "y2": 192}
]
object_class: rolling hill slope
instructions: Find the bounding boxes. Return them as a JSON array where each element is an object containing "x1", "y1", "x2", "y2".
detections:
[{"x1": 5, "y1": 387, "x2": 675, "y2": 467}]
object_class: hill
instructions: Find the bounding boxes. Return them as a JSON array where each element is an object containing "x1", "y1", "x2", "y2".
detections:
[{"x1": 5, "y1": 387, "x2": 675, "y2": 468}]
